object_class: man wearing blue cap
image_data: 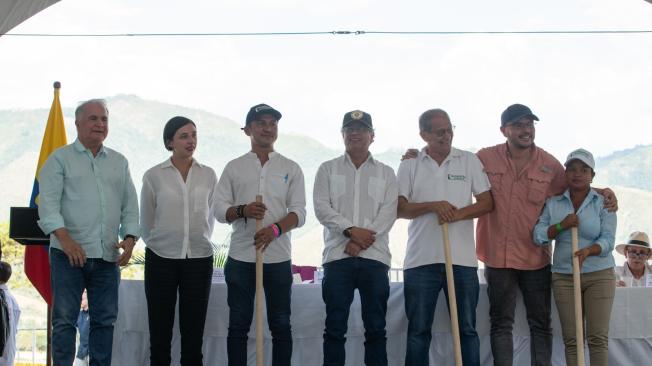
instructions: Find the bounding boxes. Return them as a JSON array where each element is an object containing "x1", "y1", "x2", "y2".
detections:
[
  {"x1": 314, "y1": 110, "x2": 398, "y2": 366},
  {"x1": 476, "y1": 104, "x2": 617, "y2": 366},
  {"x1": 215, "y1": 103, "x2": 307, "y2": 366}
]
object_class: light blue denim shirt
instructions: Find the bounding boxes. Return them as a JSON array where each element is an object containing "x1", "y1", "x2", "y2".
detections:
[
  {"x1": 37, "y1": 139, "x2": 139, "y2": 262},
  {"x1": 533, "y1": 188, "x2": 616, "y2": 274}
]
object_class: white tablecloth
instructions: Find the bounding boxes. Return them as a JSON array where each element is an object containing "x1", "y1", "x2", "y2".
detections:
[{"x1": 112, "y1": 280, "x2": 652, "y2": 365}]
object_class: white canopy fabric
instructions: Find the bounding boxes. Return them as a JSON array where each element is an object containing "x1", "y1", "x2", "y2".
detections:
[{"x1": 0, "y1": 0, "x2": 60, "y2": 36}]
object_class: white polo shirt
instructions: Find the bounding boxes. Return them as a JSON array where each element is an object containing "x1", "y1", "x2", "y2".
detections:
[
  {"x1": 215, "y1": 151, "x2": 306, "y2": 264},
  {"x1": 314, "y1": 153, "x2": 398, "y2": 267},
  {"x1": 397, "y1": 147, "x2": 490, "y2": 269}
]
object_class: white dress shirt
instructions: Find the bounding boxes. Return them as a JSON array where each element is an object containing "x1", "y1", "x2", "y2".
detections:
[
  {"x1": 215, "y1": 152, "x2": 306, "y2": 263},
  {"x1": 616, "y1": 263, "x2": 651, "y2": 287},
  {"x1": 397, "y1": 147, "x2": 490, "y2": 269},
  {"x1": 140, "y1": 158, "x2": 218, "y2": 259},
  {"x1": 314, "y1": 153, "x2": 398, "y2": 266},
  {"x1": 0, "y1": 284, "x2": 20, "y2": 366}
]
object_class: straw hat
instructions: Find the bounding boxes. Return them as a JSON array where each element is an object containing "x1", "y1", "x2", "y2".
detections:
[{"x1": 615, "y1": 231, "x2": 651, "y2": 255}]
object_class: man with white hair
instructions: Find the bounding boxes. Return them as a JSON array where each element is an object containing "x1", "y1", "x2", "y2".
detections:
[
  {"x1": 615, "y1": 231, "x2": 651, "y2": 287},
  {"x1": 38, "y1": 99, "x2": 139, "y2": 366}
]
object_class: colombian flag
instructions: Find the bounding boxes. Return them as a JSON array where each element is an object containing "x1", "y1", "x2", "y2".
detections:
[{"x1": 24, "y1": 82, "x2": 67, "y2": 305}]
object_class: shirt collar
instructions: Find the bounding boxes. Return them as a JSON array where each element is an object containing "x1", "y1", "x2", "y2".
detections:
[
  {"x1": 73, "y1": 138, "x2": 107, "y2": 157},
  {"x1": 344, "y1": 152, "x2": 376, "y2": 166},
  {"x1": 246, "y1": 151, "x2": 278, "y2": 160},
  {"x1": 559, "y1": 188, "x2": 599, "y2": 203},
  {"x1": 419, "y1": 146, "x2": 461, "y2": 163},
  {"x1": 0, "y1": 284, "x2": 7, "y2": 290},
  {"x1": 161, "y1": 158, "x2": 202, "y2": 169}
]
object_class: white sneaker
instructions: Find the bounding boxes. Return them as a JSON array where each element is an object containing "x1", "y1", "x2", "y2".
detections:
[{"x1": 73, "y1": 357, "x2": 89, "y2": 366}]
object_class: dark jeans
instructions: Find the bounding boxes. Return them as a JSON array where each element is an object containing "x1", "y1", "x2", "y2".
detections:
[
  {"x1": 76, "y1": 309, "x2": 90, "y2": 359},
  {"x1": 50, "y1": 248, "x2": 119, "y2": 366},
  {"x1": 485, "y1": 265, "x2": 552, "y2": 366},
  {"x1": 322, "y1": 257, "x2": 390, "y2": 366},
  {"x1": 404, "y1": 264, "x2": 480, "y2": 366},
  {"x1": 144, "y1": 249, "x2": 213, "y2": 366},
  {"x1": 225, "y1": 257, "x2": 292, "y2": 366}
]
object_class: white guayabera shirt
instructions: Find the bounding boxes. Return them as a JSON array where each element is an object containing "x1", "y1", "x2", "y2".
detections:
[{"x1": 314, "y1": 153, "x2": 398, "y2": 267}]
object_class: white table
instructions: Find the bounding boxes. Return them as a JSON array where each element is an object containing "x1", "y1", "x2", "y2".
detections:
[{"x1": 112, "y1": 280, "x2": 652, "y2": 365}]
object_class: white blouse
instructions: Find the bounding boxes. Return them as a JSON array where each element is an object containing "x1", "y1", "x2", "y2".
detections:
[{"x1": 140, "y1": 158, "x2": 218, "y2": 259}]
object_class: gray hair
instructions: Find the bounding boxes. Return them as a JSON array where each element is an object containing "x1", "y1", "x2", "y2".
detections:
[
  {"x1": 419, "y1": 109, "x2": 450, "y2": 132},
  {"x1": 75, "y1": 99, "x2": 108, "y2": 121}
]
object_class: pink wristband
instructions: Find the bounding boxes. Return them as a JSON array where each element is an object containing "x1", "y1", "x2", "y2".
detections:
[{"x1": 270, "y1": 224, "x2": 281, "y2": 238}]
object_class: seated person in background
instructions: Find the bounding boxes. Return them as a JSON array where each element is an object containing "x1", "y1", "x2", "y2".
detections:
[{"x1": 615, "y1": 231, "x2": 651, "y2": 287}]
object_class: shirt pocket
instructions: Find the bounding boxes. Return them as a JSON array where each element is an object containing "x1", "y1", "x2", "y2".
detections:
[
  {"x1": 484, "y1": 169, "x2": 505, "y2": 195},
  {"x1": 527, "y1": 172, "x2": 552, "y2": 206},
  {"x1": 368, "y1": 176, "x2": 386, "y2": 202},
  {"x1": 63, "y1": 175, "x2": 87, "y2": 200},
  {"x1": 193, "y1": 187, "x2": 209, "y2": 213},
  {"x1": 268, "y1": 173, "x2": 290, "y2": 200},
  {"x1": 329, "y1": 174, "x2": 346, "y2": 201}
]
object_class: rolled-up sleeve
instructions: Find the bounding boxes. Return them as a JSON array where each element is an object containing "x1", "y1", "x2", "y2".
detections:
[
  {"x1": 214, "y1": 164, "x2": 234, "y2": 223},
  {"x1": 119, "y1": 161, "x2": 140, "y2": 239},
  {"x1": 287, "y1": 164, "x2": 306, "y2": 228},
  {"x1": 37, "y1": 154, "x2": 65, "y2": 235},
  {"x1": 533, "y1": 199, "x2": 553, "y2": 246},
  {"x1": 595, "y1": 207, "x2": 617, "y2": 257},
  {"x1": 313, "y1": 163, "x2": 353, "y2": 233}
]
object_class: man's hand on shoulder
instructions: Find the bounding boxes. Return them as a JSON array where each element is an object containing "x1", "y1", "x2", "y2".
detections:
[
  {"x1": 599, "y1": 187, "x2": 618, "y2": 212},
  {"x1": 116, "y1": 236, "x2": 137, "y2": 266},
  {"x1": 401, "y1": 148, "x2": 419, "y2": 161}
]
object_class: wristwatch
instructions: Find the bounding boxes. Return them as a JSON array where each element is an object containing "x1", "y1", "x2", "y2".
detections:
[{"x1": 343, "y1": 227, "x2": 353, "y2": 238}]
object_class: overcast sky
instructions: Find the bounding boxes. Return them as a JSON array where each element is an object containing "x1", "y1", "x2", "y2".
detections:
[{"x1": 1, "y1": 0, "x2": 651, "y2": 161}]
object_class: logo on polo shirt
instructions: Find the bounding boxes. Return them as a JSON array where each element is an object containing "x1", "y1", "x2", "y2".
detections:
[{"x1": 448, "y1": 174, "x2": 466, "y2": 181}]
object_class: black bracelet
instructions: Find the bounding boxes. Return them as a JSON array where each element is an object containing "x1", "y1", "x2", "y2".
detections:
[
  {"x1": 274, "y1": 223, "x2": 283, "y2": 236},
  {"x1": 236, "y1": 204, "x2": 246, "y2": 219}
]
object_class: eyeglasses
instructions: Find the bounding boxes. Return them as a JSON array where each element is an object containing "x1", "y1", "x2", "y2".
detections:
[
  {"x1": 507, "y1": 121, "x2": 536, "y2": 130},
  {"x1": 431, "y1": 125, "x2": 456, "y2": 137},
  {"x1": 627, "y1": 250, "x2": 650, "y2": 258}
]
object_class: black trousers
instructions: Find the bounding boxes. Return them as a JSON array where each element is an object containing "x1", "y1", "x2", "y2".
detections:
[{"x1": 144, "y1": 248, "x2": 213, "y2": 366}]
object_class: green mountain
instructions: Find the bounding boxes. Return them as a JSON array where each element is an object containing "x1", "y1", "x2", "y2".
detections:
[
  {"x1": 0, "y1": 95, "x2": 407, "y2": 239},
  {"x1": 1, "y1": 95, "x2": 650, "y2": 263},
  {"x1": 594, "y1": 144, "x2": 652, "y2": 192}
]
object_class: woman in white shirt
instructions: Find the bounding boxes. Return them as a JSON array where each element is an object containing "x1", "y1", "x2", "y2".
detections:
[
  {"x1": 140, "y1": 116, "x2": 218, "y2": 365},
  {"x1": 615, "y1": 231, "x2": 651, "y2": 287}
]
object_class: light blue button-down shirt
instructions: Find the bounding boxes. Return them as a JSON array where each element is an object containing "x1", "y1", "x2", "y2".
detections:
[
  {"x1": 533, "y1": 188, "x2": 616, "y2": 274},
  {"x1": 38, "y1": 139, "x2": 139, "y2": 262}
]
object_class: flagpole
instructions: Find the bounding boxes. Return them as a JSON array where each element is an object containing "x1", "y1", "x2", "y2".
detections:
[
  {"x1": 47, "y1": 308, "x2": 52, "y2": 366},
  {"x1": 46, "y1": 81, "x2": 60, "y2": 366}
]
